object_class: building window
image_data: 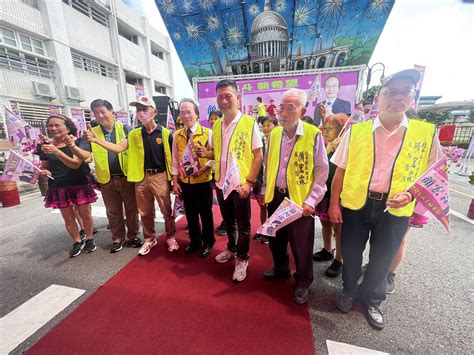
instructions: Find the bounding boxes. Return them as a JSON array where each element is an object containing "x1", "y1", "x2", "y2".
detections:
[
  {"x1": 240, "y1": 65, "x2": 247, "y2": 74},
  {"x1": 0, "y1": 28, "x2": 17, "y2": 47},
  {"x1": 317, "y1": 56, "x2": 326, "y2": 68},
  {"x1": 71, "y1": 51, "x2": 118, "y2": 79},
  {"x1": 0, "y1": 48, "x2": 53, "y2": 79},
  {"x1": 62, "y1": 0, "x2": 109, "y2": 27},
  {"x1": 151, "y1": 49, "x2": 163, "y2": 59},
  {"x1": 252, "y1": 63, "x2": 260, "y2": 73},
  {"x1": 154, "y1": 82, "x2": 166, "y2": 94},
  {"x1": 296, "y1": 60, "x2": 305, "y2": 70},
  {"x1": 125, "y1": 74, "x2": 143, "y2": 86},
  {"x1": 119, "y1": 32, "x2": 138, "y2": 45},
  {"x1": 335, "y1": 52, "x2": 346, "y2": 67},
  {"x1": 19, "y1": 34, "x2": 45, "y2": 55}
]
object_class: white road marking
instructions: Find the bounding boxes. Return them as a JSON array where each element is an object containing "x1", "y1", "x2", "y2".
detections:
[
  {"x1": 326, "y1": 340, "x2": 389, "y2": 355},
  {"x1": 0, "y1": 284, "x2": 85, "y2": 354},
  {"x1": 450, "y1": 209, "x2": 474, "y2": 225}
]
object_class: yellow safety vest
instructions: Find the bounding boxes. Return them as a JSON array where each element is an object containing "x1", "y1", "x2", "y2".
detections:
[
  {"x1": 91, "y1": 121, "x2": 128, "y2": 184},
  {"x1": 265, "y1": 122, "x2": 320, "y2": 206},
  {"x1": 214, "y1": 114, "x2": 255, "y2": 185},
  {"x1": 257, "y1": 103, "x2": 266, "y2": 116},
  {"x1": 175, "y1": 123, "x2": 212, "y2": 184},
  {"x1": 127, "y1": 126, "x2": 172, "y2": 182},
  {"x1": 341, "y1": 119, "x2": 435, "y2": 217}
]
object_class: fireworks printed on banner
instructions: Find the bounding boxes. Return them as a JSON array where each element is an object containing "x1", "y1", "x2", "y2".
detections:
[
  {"x1": 174, "y1": 32, "x2": 182, "y2": 40},
  {"x1": 321, "y1": 0, "x2": 344, "y2": 18},
  {"x1": 198, "y1": 0, "x2": 215, "y2": 11},
  {"x1": 185, "y1": 21, "x2": 204, "y2": 43},
  {"x1": 214, "y1": 38, "x2": 224, "y2": 48},
  {"x1": 248, "y1": 3, "x2": 259, "y2": 16},
  {"x1": 160, "y1": 0, "x2": 175, "y2": 14},
  {"x1": 206, "y1": 15, "x2": 220, "y2": 30},
  {"x1": 183, "y1": 0, "x2": 193, "y2": 12},
  {"x1": 295, "y1": 5, "x2": 314, "y2": 26},
  {"x1": 368, "y1": 0, "x2": 393, "y2": 16},
  {"x1": 274, "y1": 0, "x2": 287, "y2": 13},
  {"x1": 226, "y1": 24, "x2": 243, "y2": 45}
]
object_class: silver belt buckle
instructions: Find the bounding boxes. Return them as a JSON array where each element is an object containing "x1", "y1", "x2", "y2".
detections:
[{"x1": 368, "y1": 191, "x2": 383, "y2": 200}]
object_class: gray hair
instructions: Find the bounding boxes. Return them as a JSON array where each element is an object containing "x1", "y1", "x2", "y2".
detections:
[
  {"x1": 178, "y1": 98, "x2": 199, "y2": 116},
  {"x1": 280, "y1": 89, "x2": 307, "y2": 107}
]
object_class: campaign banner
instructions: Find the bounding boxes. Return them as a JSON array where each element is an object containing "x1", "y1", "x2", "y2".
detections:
[
  {"x1": 6, "y1": 108, "x2": 29, "y2": 146},
  {"x1": 222, "y1": 151, "x2": 241, "y2": 200},
  {"x1": 135, "y1": 84, "x2": 145, "y2": 99},
  {"x1": 407, "y1": 157, "x2": 450, "y2": 233},
  {"x1": 172, "y1": 195, "x2": 185, "y2": 218},
  {"x1": 257, "y1": 197, "x2": 303, "y2": 237},
  {"x1": 70, "y1": 108, "x2": 86, "y2": 138},
  {"x1": 167, "y1": 107, "x2": 176, "y2": 131},
  {"x1": 48, "y1": 105, "x2": 62, "y2": 115},
  {"x1": 413, "y1": 64, "x2": 426, "y2": 109},
  {"x1": 0, "y1": 149, "x2": 40, "y2": 185},
  {"x1": 156, "y1": 1, "x2": 393, "y2": 82},
  {"x1": 115, "y1": 111, "x2": 130, "y2": 126},
  {"x1": 196, "y1": 71, "x2": 360, "y2": 126}
]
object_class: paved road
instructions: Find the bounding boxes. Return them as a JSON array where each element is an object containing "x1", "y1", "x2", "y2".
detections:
[{"x1": 1, "y1": 170, "x2": 472, "y2": 354}]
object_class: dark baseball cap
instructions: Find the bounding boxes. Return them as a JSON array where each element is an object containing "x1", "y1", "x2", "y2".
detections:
[{"x1": 380, "y1": 69, "x2": 421, "y2": 88}]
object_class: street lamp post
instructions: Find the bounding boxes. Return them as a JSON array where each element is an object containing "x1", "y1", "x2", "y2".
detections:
[{"x1": 366, "y1": 62, "x2": 386, "y2": 101}]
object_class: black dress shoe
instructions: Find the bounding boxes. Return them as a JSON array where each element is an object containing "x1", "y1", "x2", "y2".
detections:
[
  {"x1": 199, "y1": 245, "x2": 212, "y2": 258},
  {"x1": 293, "y1": 288, "x2": 309, "y2": 304},
  {"x1": 262, "y1": 269, "x2": 291, "y2": 280},
  {"x1": 365, "y1": 305, "x2": 384, "y2": 330},
  {"x1": 336, "y1": 293, "x2": 353, "y2": 313},
  {"x1": 184, "y1": 243, "x2": 200, "y2": 255}
]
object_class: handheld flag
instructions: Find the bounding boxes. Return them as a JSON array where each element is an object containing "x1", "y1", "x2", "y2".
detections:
[
  {"x1": 257, "y1": 198, "x2": 303, "y2": 237},
  {"x1": 407, "y1": 157, "x2": 450, "y2": 232},
  {"x1": 0, "y1": 149, "x2": 40, "y2": 185},
  {"x1": 222, "y1": 151, "x2": 241, "y2": 200}
]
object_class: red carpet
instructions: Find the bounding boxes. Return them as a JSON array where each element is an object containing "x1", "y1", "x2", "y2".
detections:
[{"x1": 28, "y1": 201, "x2": 316, "y2": 354}]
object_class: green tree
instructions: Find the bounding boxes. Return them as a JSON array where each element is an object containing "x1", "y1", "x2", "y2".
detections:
[
  {"x1": 363, "y1": 85, "x2": 381, "y2": 103},
  {"x1": 417, "y1": 111, "x2": 452, "y2": 125}
]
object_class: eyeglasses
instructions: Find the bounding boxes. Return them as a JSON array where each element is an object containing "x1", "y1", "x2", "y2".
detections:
[
  {"x1": 277, "y1": 104, "x2": 299, "y2": 113},
  {"x1": 380, "y1": 89, "x2": 415, "y2": 98},
  {"x1": 179, "y1": 110, "x2": 194, "y2": 116},
  {"x1": 322, "y1": 127, "x2": 338, "y2": 132}
]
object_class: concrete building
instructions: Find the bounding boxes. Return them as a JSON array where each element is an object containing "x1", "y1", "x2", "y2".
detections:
[{"x1": 0, "y1": 0, "x2": 174, "y2": 141}]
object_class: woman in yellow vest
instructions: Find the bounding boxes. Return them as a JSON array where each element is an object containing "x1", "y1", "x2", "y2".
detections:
[
  {"x1": 171, "y1": 99, "x2": 215, "y2": 258},
  {"x1": 328, "y1": 69, "x2": 442, "y2": 330}
]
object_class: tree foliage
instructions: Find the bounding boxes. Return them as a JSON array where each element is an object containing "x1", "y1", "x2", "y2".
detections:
[
  {"x1": 363, "y1": 85, "x2": 381, "y2": 103},
  {"x1": 417, "y1": 111, "x2": 452, "y2": 125}
]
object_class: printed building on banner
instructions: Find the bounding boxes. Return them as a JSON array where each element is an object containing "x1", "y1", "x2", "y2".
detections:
[{"x1": 0, "y1": 0, "x2": 175, "y2": 143}]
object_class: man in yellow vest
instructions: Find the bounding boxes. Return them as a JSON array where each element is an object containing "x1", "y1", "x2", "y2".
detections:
[
  {"x1": 259, "y1": 88, "x2": 329, "y2": 304},
  {"x1": 329, "y1": 69, "x2": 442, "y2": 330},
  {"x1": 171, "y1": 98, "x2": 215, "y2": 258},
  {"x1": 256, "y1": 96, "x2": 266, "y2": 123},
  {"x1": 197, "y1": 79, "x2": 263, "y2": 282},
  {"x1": 84, "y1": 96, "x2": 178, "y2": 256},
  {"x1": 69, "y1": 99, "x2": 142, "y2": 253}
]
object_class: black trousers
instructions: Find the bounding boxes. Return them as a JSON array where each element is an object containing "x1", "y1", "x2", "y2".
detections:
[
  {"x1": 267, "y1": 189, "x2": 315, "y2": 289},
  {"x1": 216, "y1": 187, "x2": 251, "y2": 260},
  {"x1": 180, "y1": 181, "x2": 215, "y2": 247},
  {"x1": 341, "y1": 198, "x2": 409, "y2": 306}
]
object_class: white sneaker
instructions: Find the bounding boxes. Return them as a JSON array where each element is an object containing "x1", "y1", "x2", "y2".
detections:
[
  {"x1": 138, "y1": 239, "x2": 157, "y2": 256},
  {"x1": 232, "y1": 258, "x2": 249, "y2": 282},
  {"x1": 166, "y1": 237, "x2": 179, "y2": 252},
  {"x1": 215, "y1": 248, "x2": 236, "y2": 264}
]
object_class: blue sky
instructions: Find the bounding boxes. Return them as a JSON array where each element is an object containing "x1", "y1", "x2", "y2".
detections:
[{"x1": 142, "y1": 0, "x2": 473, "y2": 103}]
